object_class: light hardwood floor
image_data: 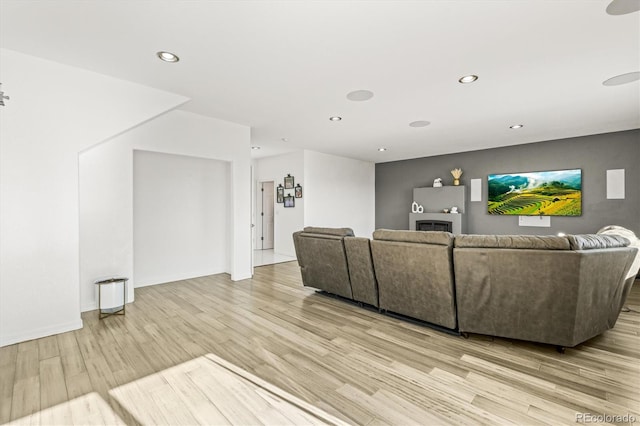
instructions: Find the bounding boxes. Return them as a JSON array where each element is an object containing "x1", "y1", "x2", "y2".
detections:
[{"x1": 1, "y1": 261, "x2": 639, "y2": 425}]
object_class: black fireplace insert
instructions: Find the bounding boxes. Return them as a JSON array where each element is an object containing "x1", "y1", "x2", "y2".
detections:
[{"x1": 416, "y1": 220, "x2": 452, "y2": 232}]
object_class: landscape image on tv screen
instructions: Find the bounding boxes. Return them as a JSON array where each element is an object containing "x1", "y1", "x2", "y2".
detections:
[{"x1": 487, "y1": 169, "x2": 582, "y2": 216}]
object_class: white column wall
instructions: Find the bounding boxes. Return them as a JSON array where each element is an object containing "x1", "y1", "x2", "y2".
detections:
[
  {"x1": 0, "y1": 49, "x2": 188, "y2": 346},
  {"x1": 79, "y1": 139, "x2": 134, "y2": 310},
  {"x1": 303, "y1": 150, "x2": 375, "y2": 238},
  {"x1": 79, "y1": 109, "x2": 251, "y2": 311}
]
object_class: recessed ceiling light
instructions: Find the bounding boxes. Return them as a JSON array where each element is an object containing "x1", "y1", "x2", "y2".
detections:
[
  {"x1": 281, "y1": 138, "x2": 288, "y2": 142},
  {"x1": 603, "y1": 71, "x2": 640, "y2": 86},
  {"x1": 156, "y1": 51, "x2": 179, "y2": 62},
  {"x1": 251, "y1": 146, "x2": 261, "y2": 150},
  {"x1": 409, "y1": 120, "x2": 431, "y2": 127},
  {"x1": 378, "y1": 148, "x2": 387, "y2": 152},
  {"x1": 606, "y1": 0, "x2": 640, "y2": 15},
  {"x1": 329, "y1": 116, "x2": 342, "y2": 121},
  {"x1": 346, "y1": 90, "x2": 374, "y2": 101},
  {"x1": 510, "y1": 124, "x2": 524, "y2": 129},
  {"x1": 458, "y1": 75, "x2": 478, "y2": 84}
]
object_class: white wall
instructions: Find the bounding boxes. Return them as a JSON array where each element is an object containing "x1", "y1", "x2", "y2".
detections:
[
  {"x1": 252, "y1": 149, "x2": 375, "y2": 258},
  {"x1": 304, "y1": 151, "x2": 375, "y2": 238},
  {"x1": 133, "y1": 151, "x2": 230, "y2": 287},
  {"x1": 79, "y1": 109, "x2": 251, "y2": 312},
  {"x1": 253, "y1": 151, "x2": 305, "y2": 257},
  {"x1": 79, "y1": 139, "x2": 134, "y2": 310},
  {"x1": 0, "y1": 48, "x2": 188, "y2": 346}
]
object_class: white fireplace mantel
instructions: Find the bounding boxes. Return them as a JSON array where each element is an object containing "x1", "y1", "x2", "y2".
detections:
[{"x1": 409, "y1": 185, "x2": 467, "y2": 234}]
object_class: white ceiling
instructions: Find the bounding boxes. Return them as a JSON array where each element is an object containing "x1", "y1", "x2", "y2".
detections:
[{"x1": 1, "y1": 0, "x2": 638, "y2": 163}]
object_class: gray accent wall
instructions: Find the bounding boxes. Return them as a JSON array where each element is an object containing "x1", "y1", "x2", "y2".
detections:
[{"x1": 375, "y1": 129, "x2": 640, "y2": 236}]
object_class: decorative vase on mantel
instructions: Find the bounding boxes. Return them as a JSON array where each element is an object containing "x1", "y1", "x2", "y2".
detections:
[{"x1": 451, "y1": 168, "x2": 463, "y2": 186}]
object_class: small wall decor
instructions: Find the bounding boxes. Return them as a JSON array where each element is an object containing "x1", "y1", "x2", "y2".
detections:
[
  {"x1": 470, "y1": 178, "x2": 482, "y2": 202},
  {"x1": 0, "y1": 83, "x2": 9, "y2": 107},
  {"x1": 451, "y1": 168, "x2": 463, "y2": 186},
  {"x1": 284, "y1": 174, "x2": 294, "y2": 189},
  {"x1": 284, "y1": 195, "x2": 295, "y2": 207},
  {"x1": 606, "y1": 169, "x2": 625, "y2": 199},
  {"x1": 295, "y1": 184, "x2": 303, "y2": 198},
  {"x1": 276, "y1": 184, "x2": 284, "y2": 203}
]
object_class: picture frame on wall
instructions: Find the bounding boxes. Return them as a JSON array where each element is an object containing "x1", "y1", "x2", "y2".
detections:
[
  {"x1": 284, "y1": 195, "x2": 295, "y2": 207},
  {"x1": 284, "y1": 174, "x2": 294, "y2": 189},
  {"x1": 295, "y1": 184, "x2": 302, "y2": 198},
  {"x1": 276, "y1": 185, "x2": 284, "y2": 203}
]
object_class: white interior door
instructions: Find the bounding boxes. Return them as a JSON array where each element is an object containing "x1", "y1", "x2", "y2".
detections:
[{"x1": 261, "y1": 182, "x2": 275, "y2": 249}]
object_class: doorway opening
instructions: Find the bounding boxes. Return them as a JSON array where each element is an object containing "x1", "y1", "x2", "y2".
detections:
[{"x1": 253, "y1": 180, "x2": 296, "y2": 267}]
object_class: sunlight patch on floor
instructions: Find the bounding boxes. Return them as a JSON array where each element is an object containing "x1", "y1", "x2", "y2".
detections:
[
  {"x1": 109, "y1": 353, "x2": 347, "y2": 425},
  {"x1": 7, "y1": 392, "x2": 125, "y2": 426}
]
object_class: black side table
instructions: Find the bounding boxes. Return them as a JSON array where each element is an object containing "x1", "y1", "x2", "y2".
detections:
[{"x1": 94, "y1": 277, "x2": 128, "y2": 319}]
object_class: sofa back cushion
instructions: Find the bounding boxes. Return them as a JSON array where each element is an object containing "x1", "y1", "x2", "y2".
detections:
[
  {"x1": 373, "y1": 229, "x2": 453, "y2": 247},
  {"x1": 568, "y1": 234, "x2": 630, "y2": 250},
  {"x1": 302, "y1": 226, "x2": 355, "y2": 237},
  {"x1": 454, "y1": 234, "x2": 570, "y2": 250}
]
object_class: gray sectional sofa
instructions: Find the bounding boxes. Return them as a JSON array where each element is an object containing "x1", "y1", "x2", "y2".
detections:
[{"x1": 292, "y1": 227, "x2": 638, "y2": 348}]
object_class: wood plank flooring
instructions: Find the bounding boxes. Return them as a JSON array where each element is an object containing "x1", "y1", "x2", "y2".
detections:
[{"x1": 1, "y1": 261, "x2": 639, "y2": 425}]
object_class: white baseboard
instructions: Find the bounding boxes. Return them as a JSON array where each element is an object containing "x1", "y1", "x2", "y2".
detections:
[
  {"x1": 0, "y1": 319, "x2": 83, "y2": 347},
  {"x1": 81, "y1": 302, "x2": 98, "y2": 313}
]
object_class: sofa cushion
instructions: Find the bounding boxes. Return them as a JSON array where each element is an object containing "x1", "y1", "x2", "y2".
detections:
[
  {"x1": 597, "y1": 226, "x2": 639, "y2": 281},
  {"x1": 303, "y1": 226, "x2": 354, "y2": 237},
  {"x1": 568, "y1": 234, "x2": 630, "y2": 250},
  {"x1": 454, "y1": 234, "x2": 570, "y2": 250},
  {"x1": 372, "y1": 229, "x2": 453, "y2": 247}
]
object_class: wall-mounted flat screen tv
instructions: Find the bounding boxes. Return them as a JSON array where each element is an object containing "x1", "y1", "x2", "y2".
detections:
[{"x1": 487, "y1": 169, "x2": 582, "y2": 216}]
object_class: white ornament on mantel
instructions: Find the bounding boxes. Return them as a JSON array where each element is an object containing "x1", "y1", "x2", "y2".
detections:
[
  {"x1": 433, "y1": 178, "x2": 443, "y2": 188},
  {"x1": 411, "y1": 202, "x2": 425, "y2": 213}
]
